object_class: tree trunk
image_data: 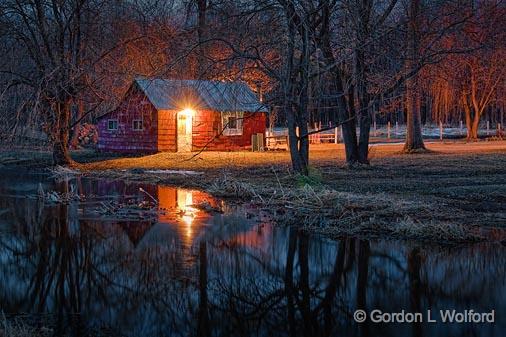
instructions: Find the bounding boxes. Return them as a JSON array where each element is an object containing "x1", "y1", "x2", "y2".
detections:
[
  {"x1": 287, "y1": 106, "x2": 308, "y2": 175},
  {"x1": 358, "y1": 108, "x2": 371, "y2": 163},
  {"x1": 404, "y1": 0, "x2": 426, "y2": 152},
  {"x1": 52, "y1": 101, "x2": 73, "y2": 166},
  {"x1": 69, "y1": 100, "x2": 84, "y2": 149},
  {"x1": 296, "y1": 23, "x2": 311, "y2": 176},
  {"x1": 404, "y1": 74, "x2": 426, "y2": 151},
  {"x1": 463, "y1": 94, "x2": 473, "y2": 140},
  {"x1": 318, "y1": 6, "x2": 359, "y2": 165},
  {"x1": 342, "y1": 84, "x2": 359, "y2": 163},
  {"x1": 471, "y1": 111, "x2": 481, "y2": 140},
  {"x1": 298, "y1": 120, "x2": 310, "y2": 175},
  {"x1": 355, "y1": 0, "x2": 373, "y2": 164},
  {"x1": 463, "y1": 93, "x2": 482, "y2": 141},
  {"x1": 356, "y1": 49, "x2": 371, "y2": 164},
  {"x1": 282, "y1": 3, "x2": 310, "y2": 176}
]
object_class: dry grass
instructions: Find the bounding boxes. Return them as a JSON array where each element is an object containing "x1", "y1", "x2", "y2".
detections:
[
  {"x1": 1, "y1": 141, "x2": 505, "y2": 242},
  {"x1": 239, "y1": 183, "x2": 485, "y2": 243}
]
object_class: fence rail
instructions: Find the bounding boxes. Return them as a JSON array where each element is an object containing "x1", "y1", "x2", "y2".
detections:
[{"x1": 264, "y1": 122, "x2": 504, "y2": 150}]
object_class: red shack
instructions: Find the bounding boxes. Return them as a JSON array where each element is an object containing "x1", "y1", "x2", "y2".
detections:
[{"x1": 97, "y1": 79, "x2": 268, "y2": 153}]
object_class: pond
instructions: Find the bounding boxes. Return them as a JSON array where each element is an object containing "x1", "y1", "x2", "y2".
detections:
[{"x1": 0, "y1": 169, "x2": 504, "y2": 337}]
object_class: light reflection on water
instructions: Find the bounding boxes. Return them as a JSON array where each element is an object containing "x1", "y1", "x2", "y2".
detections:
[{"x1": 0, "y1": 170, "x2": 504, "y2": 337}]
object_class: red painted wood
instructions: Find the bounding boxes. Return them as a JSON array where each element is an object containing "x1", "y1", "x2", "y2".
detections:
[
  {"x1": 157, "y1": 109, "x2": 177, "y2": 152},
  {"x1": 98, "y1": 87, "x2": 266, "y2": 153},
  {"x1": 191, "y1": 110, "x2": 266, "y2": 151},
  {"x1": 97, "y1": 86, "x2": 158, "y2": 153}
]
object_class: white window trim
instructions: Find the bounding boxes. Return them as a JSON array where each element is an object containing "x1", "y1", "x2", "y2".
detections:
[
  {"x1": 107, "y1": 119, "x2": 118, "y2": 131},
  {"x1": 222, "y1": 112, "x2": 243, "y2": 136},
  {"x1": 132, "y1": 119, "x2": 144, "y2": 131}
]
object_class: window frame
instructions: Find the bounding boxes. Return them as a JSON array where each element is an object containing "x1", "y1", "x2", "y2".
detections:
[
  {"x1": 222, "y1": 111, "x2": 244, "y2": 136},
  {"x1": 107, "y1": 119, "x2": 118, "y2": 131},
  {"x1": 132, "y1": 119, "x2": 144, "y2": 131}
]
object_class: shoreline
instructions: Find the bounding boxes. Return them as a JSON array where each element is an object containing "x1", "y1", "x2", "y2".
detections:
[{"x1": 1, "y1": 141, "x2": 505, "y2": 244}]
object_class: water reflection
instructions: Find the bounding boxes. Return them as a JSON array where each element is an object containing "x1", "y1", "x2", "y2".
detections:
[{"x1": 0, "y1": 171, "x2": 504, "y2": 337}]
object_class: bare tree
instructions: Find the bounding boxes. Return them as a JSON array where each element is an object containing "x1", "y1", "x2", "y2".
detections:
[
  {"x1": 404, "y1": 0, "x2": 425, "y2": 151},
  {"x1": 0, "y1": 0, "x2": 152, "y2": 165}
]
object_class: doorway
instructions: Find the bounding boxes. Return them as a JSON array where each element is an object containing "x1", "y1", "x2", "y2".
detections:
[{"x1": 177, "y1": 110, "x2": 192, "y2": 152}]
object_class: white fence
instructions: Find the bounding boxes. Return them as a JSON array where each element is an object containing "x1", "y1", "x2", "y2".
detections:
[{"x1": 265, "y1": 122, "x2": 504, "y2": 150}]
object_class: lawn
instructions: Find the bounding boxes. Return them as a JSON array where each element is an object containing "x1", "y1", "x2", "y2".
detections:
[{"x1": 79, "y1": 141, "x2": 506, "y2": 171}]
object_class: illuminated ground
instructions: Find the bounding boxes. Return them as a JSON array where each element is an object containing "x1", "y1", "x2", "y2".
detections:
[{"x1": 79, "y1": 140, "x2": 506, "y2": 171}]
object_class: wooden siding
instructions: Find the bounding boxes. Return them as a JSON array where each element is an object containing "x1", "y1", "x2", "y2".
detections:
[
  {"x1": 157, "y1": 109, "x2": 177, "y2": 151},
  {"x1": 97, "y1": 87, "x2": 158, "y2": 153},
  {"x1": 192, "y1": 110, "x2": 266, "y2": 151},
  {"x1": 98, "y1": 89, "x2": 266, "y2": 153}
]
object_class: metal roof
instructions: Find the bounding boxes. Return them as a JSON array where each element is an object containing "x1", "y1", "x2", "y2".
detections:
[{"x1": 135, "y1": 78, "x2": 268, "y2": 113}]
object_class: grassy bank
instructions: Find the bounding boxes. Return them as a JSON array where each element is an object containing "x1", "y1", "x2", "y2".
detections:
[{"x1": 2, "y1": 141, "x2": 506, "y2": 243}]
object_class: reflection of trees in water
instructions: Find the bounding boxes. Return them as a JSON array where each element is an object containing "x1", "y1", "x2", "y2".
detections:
[
  {"x1": 0, "y1": 175, "x2": 505, "y2": 337},
  {"x1": 202, "y1": 229, "x2": 506, "y2": 337},
  {"x1": 203, "y1": 228, "x2": 360, "y2": 337},
  {"x1": 0, "y1": 183, "x2": 198, "y2": 336}
]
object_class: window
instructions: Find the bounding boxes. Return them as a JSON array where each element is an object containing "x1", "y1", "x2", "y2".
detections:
[
  {"x1": 132, "y1": 119, "x2": 143, "y2": 131},
  {"x1": 108, "y1": 119, "x2": 118, "y2": 131},
  {"x1": 222, "y1": 112, "x2": 243, "y2": 136}
]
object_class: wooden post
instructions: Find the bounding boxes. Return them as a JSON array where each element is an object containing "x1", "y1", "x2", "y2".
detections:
[
  {"x1": 334, "y1": 126, "x2": 338, "y2": 144},
  {"x1": 387, "y1": 121, "x2": 391, "y2": 139},
  {"x1": 439, "y1": 121, "x2": 443, "y2": 141},
  {"x1": 487, "y1": 120, "x2": 490, "y2": 134},
  {"x1": 460, "y1": 120, "x2": 463, "y2": 135},
  {"x1": 318, "y1": 121, "x2": 322, "y2": 143}
]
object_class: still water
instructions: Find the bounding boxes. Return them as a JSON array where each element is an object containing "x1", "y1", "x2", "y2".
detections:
[{"x1": 0, "y1": 169, "x2": 504, "y2": 337}]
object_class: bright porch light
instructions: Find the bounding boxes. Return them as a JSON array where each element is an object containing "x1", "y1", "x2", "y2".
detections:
[{"x1": 180, "y1": 108, "x2": 195, "y2": 116}]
